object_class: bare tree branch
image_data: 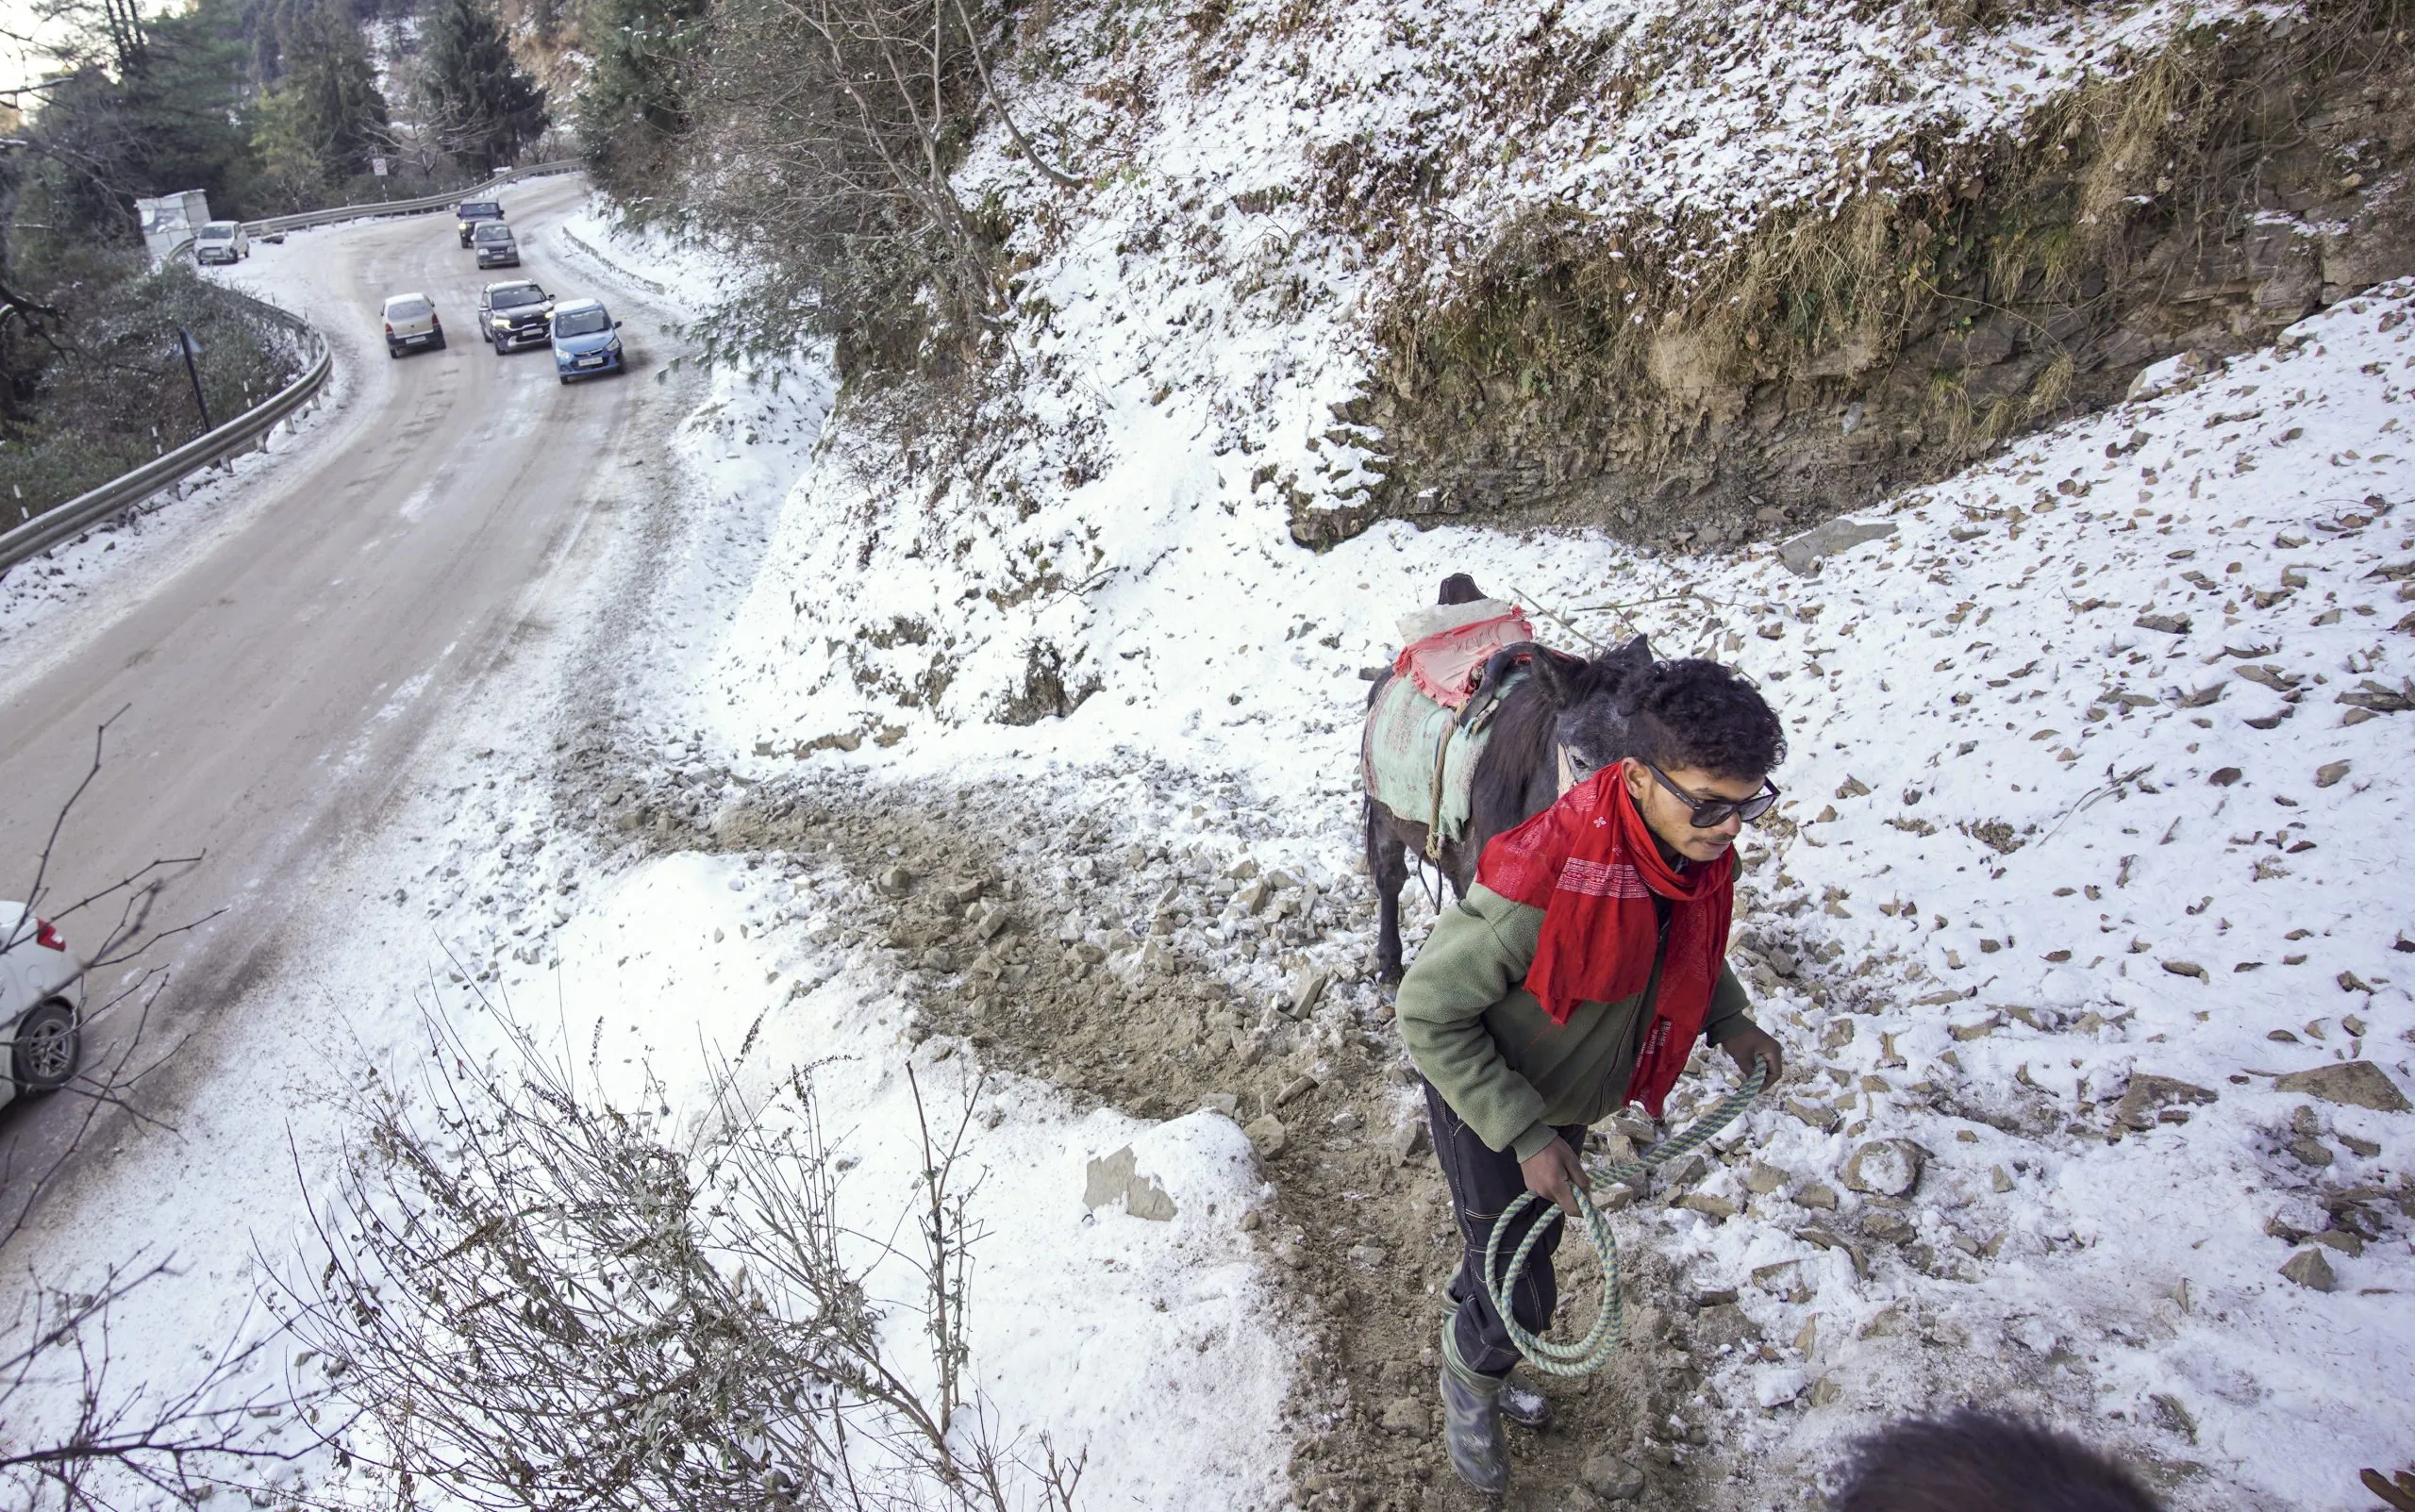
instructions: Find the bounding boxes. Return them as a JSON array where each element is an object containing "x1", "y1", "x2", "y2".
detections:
[{"x1": 267, "y1": 987, "x2": 1083, "y2": 1511}]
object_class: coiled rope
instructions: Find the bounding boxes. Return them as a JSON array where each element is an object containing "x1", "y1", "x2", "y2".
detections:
[{"x1": 1479, "y1": 1059, "x2": 1770, "y2": 1376}]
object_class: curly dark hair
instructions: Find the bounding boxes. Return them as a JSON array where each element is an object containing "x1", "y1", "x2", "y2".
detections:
[
  {"x1": 1617, "y1": 656, "x2": 1786, "y2": 780},
  {"x1": 1830, "y1": 1410, "x2": 2164, "y2": 1512}
]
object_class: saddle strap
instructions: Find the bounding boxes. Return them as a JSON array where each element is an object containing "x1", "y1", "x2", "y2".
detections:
[{"x1": 1424, "y1": 723, "x2": 1454, "y2": 860}]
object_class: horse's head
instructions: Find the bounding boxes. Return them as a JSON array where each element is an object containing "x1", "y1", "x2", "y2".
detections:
[{"x1": 1529, "y1": 635, "x2": 1656, "y2": 784}]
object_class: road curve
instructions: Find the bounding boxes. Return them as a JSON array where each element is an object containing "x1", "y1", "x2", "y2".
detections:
[{"x1": 0, "y1": 174, "x2": 677, "y2": 1229}]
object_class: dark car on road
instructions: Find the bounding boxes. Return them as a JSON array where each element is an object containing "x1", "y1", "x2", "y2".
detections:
[
  {"x1": 456, "y1": 199, "x2": 505, "y2": 247},
  {"x1": 472, "y1": 220, "x2": 522, "y2": 269},
  {"x1": 478, "y1": 280, "x2": 555, "y2": 353}
]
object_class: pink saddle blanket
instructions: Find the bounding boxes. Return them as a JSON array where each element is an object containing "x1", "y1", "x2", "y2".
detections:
[{"x1": 1392, "y1": 605, "x2": 1536, "y2": 709}]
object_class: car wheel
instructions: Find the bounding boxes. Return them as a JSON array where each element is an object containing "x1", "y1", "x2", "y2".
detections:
[
  {"x1": 388, "y1": 344, "x2": 401, "y2": 358},
  {"x1": 434, "y1": 333, "x2": 447, "y2": 349},
  {"x1": 10, "y1": 1000, "x2": 78, "y2": 1092},
  {"x1": 558, "y1": 374, "x2": 571, "y2": 386}
]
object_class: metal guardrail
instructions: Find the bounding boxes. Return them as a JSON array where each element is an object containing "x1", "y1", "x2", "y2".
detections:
[
  {"x1": 243, "y1": 160, "x2": 582, "y2": 237},
  {"x1": 0, "y1": 160, "x2": 584, "y2": 574},
  {"x1": 0, "y1": 293, "x2": 329, "y2": 573}
]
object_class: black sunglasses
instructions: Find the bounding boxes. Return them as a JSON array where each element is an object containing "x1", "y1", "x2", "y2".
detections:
[{"x1": 1639, "y1": 761, "x2": 1781, "y2": 829}]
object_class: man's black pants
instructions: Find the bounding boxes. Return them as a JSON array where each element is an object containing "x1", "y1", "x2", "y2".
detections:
[{"x1": 1423, "y1": 1079, "x2": 1588, "y2": 1379}]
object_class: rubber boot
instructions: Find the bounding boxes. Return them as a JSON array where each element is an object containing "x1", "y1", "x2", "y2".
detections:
[
  {"x1": 1442, "y1": 1283, "x2": 1549, "y2": 1430},
  {"x1": 1500, "y1": 1364, "x2": 1552, "y2": 1430},
  {"x1": 1439, "y1": 1323, "x2": 1510, "y2": 1495}
]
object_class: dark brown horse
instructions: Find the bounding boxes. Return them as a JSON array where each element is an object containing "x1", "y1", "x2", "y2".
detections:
[{"x1": 1362, "y1": 574, "x2": 1655, "y2": 982}]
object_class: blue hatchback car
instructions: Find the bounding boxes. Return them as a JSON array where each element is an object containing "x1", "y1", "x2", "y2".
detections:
[{"x1": 550, "y1": 299, "x2": 625, "y2": 383}]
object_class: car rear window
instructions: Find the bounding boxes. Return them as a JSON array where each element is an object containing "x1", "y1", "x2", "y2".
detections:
[
  {"x1": 554, "y1": 307, "x2": 610, "y2": 337},
  {"x1": 388, "y1": 298, "x2": 431, "y2": 320},
  {"x1": 460, "y1": 202, "x2": 500, "y2": 216}
]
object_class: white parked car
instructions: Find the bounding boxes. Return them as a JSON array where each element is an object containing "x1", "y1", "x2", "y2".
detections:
[
  {"x1": 1, "y1": 905, "x2": 83, "y2": 1110},
  {"x1": 193, "y1": 220, "x2": 249, "y2": 264}
]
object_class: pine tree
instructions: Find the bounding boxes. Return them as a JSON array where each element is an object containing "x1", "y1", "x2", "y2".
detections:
[
  {"x1": 421, "y1": 0, "x2": 547, "y2": 176},
  {"x1": 576, "y1": 0, "x2": 704, "y2": 186},
  {"x1": 250, "y1": 0, "x2": 390, "y2": 203},
  {"x1": 575, "y1": 0, "x2": 706, "y2": 203}
]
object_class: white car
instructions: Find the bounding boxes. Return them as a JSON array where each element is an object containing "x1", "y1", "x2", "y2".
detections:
[
  {"x1": 382, "y1": 291, "x2": 447, "y2": 357},
  {"x1": 193, "y1": 220, "x2": 249, "y2": 264},
  {"x1": 1, "y1": 905, "x2": 83, "y2": 1110}
]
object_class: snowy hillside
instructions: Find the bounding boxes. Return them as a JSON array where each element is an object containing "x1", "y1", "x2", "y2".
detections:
[
  {"x1": 687, "y1": 0, "x2": 2388, "y2": 743},
  {"x1": 580, "y1": 190, "x2": 2415, "y2": 1505}
]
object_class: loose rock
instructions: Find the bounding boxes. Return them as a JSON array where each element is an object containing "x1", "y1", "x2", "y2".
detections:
[
  {"x1": 1579, "y1": 1452, "x2": 1646, "y2": 1503},
  {"x1": 1744, "y1": 1162, "x2": 1792, "y2": 1194},
  {"x1": 2279, "y1": 1247, "x2": 2338, "y2": 1291},
  {"x1": 1842, "y1": 1139, "x2": 1926, "y2": 1198},
  {"x1": 2115, "y1": 1073, "x2": 2221, "y2": 1130},
  {"x1": 1287, "y1": 965, "x2": 1332, "y2": 1019},
  {"x1": 1243, "y1": 1115, "x2": 1289, "y2": 1159},
  {"x1": 1861, "y1": 1211, "x2": 1917, "y2": 1245},
  {"x1": 1274, "y1": 1074, "x2": 1320, "y2": 1109},
  {"x1": 2272, "y1": 1061, "x2": 2410, "y2": 1112}
]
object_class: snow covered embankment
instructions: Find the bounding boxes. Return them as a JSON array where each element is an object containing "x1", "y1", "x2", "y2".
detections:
[
  {"x1": 686, "y1": 0, "x2": 2329, "y2": 744},
  {"x1": 665, "y1": 249, "x2": 2415, "y2": 1508},
  {"x1": 1646, "y1": 285, "x2": 2415, "y2": 1511}
]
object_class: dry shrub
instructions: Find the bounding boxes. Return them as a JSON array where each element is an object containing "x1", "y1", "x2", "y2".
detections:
[{"x1": 276, "y1": 1003, "x2": 1082, "y2": 1512}]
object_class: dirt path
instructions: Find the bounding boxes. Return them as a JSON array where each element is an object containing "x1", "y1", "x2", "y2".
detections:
[{"x1": 546, "y1": 737, "x2": 1793, "y2": 1511}]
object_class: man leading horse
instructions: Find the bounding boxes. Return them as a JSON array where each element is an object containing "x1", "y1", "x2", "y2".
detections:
[{"x1": 1395, "y1": 656, "x2": 1790, "y2": 1494}]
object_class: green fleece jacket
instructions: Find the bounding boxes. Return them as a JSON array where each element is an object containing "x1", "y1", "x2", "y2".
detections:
[{"x1": 1398, "y1": 884, "x2": 1757, "y2": 1161}]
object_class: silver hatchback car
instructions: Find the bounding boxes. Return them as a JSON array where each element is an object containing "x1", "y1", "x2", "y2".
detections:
[{"x1": 382, "y1": 291, "x2": 447, "y2": 357}]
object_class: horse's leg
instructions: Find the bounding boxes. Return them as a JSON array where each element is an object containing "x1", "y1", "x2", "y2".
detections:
[{"x1": 1366, "y1": 799, "x2": 1411, "y2": 984}]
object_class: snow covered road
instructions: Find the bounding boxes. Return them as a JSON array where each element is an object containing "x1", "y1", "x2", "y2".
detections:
[{"x1": 0, "y1": 173, "x2": 675, "y2": 1239}]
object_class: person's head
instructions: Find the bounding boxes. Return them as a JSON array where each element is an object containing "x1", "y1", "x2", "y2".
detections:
[
  {"x1": 1533, "y1": 645, "x2": 1785, "y2": 862},
  {"x1": 1829, "y1": 1410, "x2": 2165, "y2": 1512},
  {"x1": 1607, "y1": 657, "x2": 1784, "y2": 862}
]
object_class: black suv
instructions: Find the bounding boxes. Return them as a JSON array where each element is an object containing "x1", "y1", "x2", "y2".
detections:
[
  {"x1": 456, "y1": 199, "x2": 505, "y2": 247},
  {"x1": 477, "y1": 280, "x2": 555, "y2": 353}
]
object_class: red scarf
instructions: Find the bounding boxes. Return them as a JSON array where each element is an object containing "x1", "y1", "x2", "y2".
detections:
[{"x1": 1474, "y1": 767, "x2": 1734, "y2": 1119}]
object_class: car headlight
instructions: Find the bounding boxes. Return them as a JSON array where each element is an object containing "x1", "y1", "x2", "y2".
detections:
[
  {"x1": 491, "y1": 317, "x2": 510, "y2": 328},
  {"x1": 606, "y1": 339, "x2": 622, "y2": 354}
]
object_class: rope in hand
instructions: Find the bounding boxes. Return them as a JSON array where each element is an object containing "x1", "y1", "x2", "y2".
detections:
[{"x1": 1479, "y1": 1059, "x2": 1771, "y2": 1377}]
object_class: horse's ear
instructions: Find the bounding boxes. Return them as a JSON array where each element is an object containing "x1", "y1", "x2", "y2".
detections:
[
  {"x1": 1601, "y1": 635, "x2": 1656, "y2": 698},
  {"x1": 1529, "y1": 647, "x2": 1591, "y2": 708}
]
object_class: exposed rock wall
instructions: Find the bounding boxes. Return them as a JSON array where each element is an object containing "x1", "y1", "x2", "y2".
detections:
[{"x1": 1291, "y1": 14, "x2": 2415, "y2": 551}]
